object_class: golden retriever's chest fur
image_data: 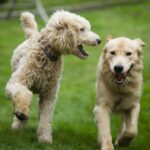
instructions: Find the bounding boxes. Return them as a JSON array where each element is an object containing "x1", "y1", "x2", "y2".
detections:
[
  {"x1": 112, "y1": 94, "x2": 138, "y2": 112},
  {"x1": 110, "y1": 83, "x2": 141, "y2": 112}
]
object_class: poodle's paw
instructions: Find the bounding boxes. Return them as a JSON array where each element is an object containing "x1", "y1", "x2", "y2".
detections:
[
  {"x1": 14, "y1": 112, "x2": 28, "y2": 121},
  {"x1": 12, "y1": 118, "x2": 26, "y2": 129},
  {"x1": 37, "y1": 127, "x2": 52, "y2": 143},
  {"x1": 116, "y1": 131, "x2": 136, "y2": 147},
  {"x1": 101, "y1": 142, "x2": 114, "y2": 150},
  {"x1": 101, "y1": 141, "x2": 114, "y2": 150},
  {"x1": 38, "y1": 133, "x2": 52, "y2": 143}
]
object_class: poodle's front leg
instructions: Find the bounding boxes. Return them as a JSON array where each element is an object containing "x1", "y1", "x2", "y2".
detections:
[
  {"x1": 37, "y1": 85, "x2": 59, "y2": 143},
  {"x1": 12, "y1": 115, "x2": 27, "y2": 129},
  {"x1": 6, "y1": 82, "x2": 32, "y2": 127}
]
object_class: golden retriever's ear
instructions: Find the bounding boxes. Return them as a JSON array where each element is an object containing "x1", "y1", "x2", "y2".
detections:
[
  {"x1": 134, "y1": 38, "x2": 146, "y2": 47},
  {"x1": 104, "y1": 47, "x2": 107, "y2": 53},
  {"x1": 106, "y1": 35, "x2": 112, "y2": 42},
  {"x1": 133, "y1": 38, "x2": 145, "y2": 56}
]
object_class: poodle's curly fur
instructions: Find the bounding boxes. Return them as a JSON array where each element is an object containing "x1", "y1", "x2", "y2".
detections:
[{"x1": 6, "y1": 10, "x2": 100, "y2": 143}]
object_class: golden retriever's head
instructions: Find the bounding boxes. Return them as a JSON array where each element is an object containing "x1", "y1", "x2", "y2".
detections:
[
  {"x1": 104, "y1": 36, "x2": 145, "y2": 85},
  {"x1": 43, "y1": 10, "x2": 101, "y2": 59}
]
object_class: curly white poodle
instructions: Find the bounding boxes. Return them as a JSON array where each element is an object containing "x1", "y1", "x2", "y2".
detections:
[{"x1": 6, "y1": 10, "x2": 101, "y2": 143}]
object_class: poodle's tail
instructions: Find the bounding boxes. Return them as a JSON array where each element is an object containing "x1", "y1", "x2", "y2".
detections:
[{"x1": 21, "y1": 12, "x2": 38, "y2": 38}]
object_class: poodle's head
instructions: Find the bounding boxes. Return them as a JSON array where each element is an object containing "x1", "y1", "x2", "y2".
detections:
[{"x1": 42, "y1": 10, "x2": 101, "y2": 59}]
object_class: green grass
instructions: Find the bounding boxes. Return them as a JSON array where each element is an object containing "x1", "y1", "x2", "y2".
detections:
[{"x1": 0, "y1": 1, "x2": 150, "y2": 150}]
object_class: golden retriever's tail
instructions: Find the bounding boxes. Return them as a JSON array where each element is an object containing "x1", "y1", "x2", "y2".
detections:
[{"x1": 21, "y1": 12, "x2": 38, "y2": 38}]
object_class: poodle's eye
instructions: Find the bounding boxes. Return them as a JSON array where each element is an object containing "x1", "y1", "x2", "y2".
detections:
[
  {"x1": 80, "y1": 28, "x2": 85, "y2": 32},
  {"x1": 110, "y1": 51, "x2": 116, "y2": 55},
  {"x1": 126, "y1": 52, "x2": 132, "y2": 56}
]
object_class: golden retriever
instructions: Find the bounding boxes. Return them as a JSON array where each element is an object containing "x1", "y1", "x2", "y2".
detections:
[{"x1": 94, "y1": 35, "x2": 145, "y2": 150}]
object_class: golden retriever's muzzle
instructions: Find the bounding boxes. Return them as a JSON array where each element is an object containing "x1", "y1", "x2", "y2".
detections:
[{"x1": 113, "y1": 64, "x2": 133, "y2": 85}]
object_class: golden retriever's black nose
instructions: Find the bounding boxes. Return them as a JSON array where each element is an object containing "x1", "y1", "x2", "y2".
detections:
[
  {"x1": 114, "y1": 65, "x2": 123, "y2": 73},
  {"x1": 96, "y1": 39, "x2": 101, "y2": 44}
]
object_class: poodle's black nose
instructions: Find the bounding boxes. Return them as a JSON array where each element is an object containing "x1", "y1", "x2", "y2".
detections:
[
  {"x1": 96, "y1": 39, "x2": 101, "y2": 44},
  {"x1": 114, "y1": 65, "x2": 123, "y2": 73}
]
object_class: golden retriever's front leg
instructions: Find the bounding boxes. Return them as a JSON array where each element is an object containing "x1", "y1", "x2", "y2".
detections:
[
  {"x1": 94, "y1": 105, "x2": 114, "y2": 150},
  {"x1": 117, "y1": 103, "x2": 140, "y2": 147}
]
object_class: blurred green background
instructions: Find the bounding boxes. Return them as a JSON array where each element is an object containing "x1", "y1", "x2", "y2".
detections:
[{"x1": 0, "y1": 0, "x2": 150, "y2": 150}]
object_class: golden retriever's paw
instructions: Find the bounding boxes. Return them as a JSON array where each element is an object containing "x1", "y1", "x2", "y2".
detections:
[{"x1": 117, "y1": 131, "x2": 136, "y2": 147}]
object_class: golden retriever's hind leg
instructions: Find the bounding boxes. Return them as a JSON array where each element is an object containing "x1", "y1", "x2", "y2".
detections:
[
  {"x1": 115, "y1": 114, "x2": 126, "y2": 146},
  {"x1": 117, "y1": 131, "x2": 135, "y2": 147},
  {"x1": 117, "y1": 104, "x2": 140, "y2": 147}
]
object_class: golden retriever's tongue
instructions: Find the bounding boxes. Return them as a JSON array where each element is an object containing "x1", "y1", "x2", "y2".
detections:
[
  {"x1": 114, "y1": 72, "x2": 128, "y2": 84},
  {"x1": 114, "y1": 73, "x2": 123, "y2": 81}
]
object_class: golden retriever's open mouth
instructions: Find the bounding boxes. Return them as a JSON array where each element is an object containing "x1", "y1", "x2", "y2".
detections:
[
  {"x1": 114, "y1": 73, "x2": 127, "y2": 85},
  {"x1": 113, "y1": 64, "x2": 133, "y2": 85},
  {"x1": 74, "y1": 45, "x2": 89, "y2": 59}
]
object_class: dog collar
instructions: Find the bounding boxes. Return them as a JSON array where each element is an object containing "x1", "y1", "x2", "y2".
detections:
[{"x1": 43, "y1": 45, "x2": 61, "y2": 62}]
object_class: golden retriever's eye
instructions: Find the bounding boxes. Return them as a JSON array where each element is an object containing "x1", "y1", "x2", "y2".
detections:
[
  {"x1": 126, "y1": 52, "x2": 132, "y2": 56},
  {"x1": 110, "y1": 51, "x2": 116, "y2": 55},
  {"x1": 80, "y1": 28, "x2": 85, "y2": 31}
]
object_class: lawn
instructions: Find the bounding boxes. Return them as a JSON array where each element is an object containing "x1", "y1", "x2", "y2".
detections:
[{"x1": 0, "y1": 1, "x2": 150, "y2": 150}]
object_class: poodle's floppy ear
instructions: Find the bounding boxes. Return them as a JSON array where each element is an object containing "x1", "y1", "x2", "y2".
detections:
[
  {"x1": 106, "y1": 35, "x2": 113, "y2": 42},
  {"x1": 49, "y1": 20, "x2": 77, "y2": 51}
]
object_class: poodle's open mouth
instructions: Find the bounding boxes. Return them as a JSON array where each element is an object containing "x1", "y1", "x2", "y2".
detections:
[
  {"x1": 75, "y1": 45, "x2": 88, "y2": 59},
  {"x1": 78, "y1": 45, "x2": 88, "y2": 56}
]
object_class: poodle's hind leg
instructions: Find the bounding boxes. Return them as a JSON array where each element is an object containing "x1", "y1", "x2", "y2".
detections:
[
  {"x1": 6, "y1": 82, "x2": 33, "y2": 122},
  {"x1": 37, "y1": 82, "x2": 59, "y2": 143},
  {"x1": 37, "y1": 98, "x2": 54, "y2": 143}
]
